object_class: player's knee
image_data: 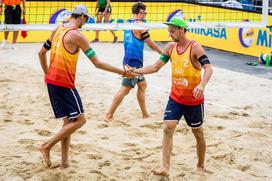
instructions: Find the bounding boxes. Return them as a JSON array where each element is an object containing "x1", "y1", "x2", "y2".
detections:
[
  {"x1": 119, "y1": 90, "x2": 129, "y2": 97},
  {"x1": 120, "y1": 87, "x2": 131, "y2": 96},
  {"x1": 137, "y1": 87, "x2": 146, "y2": 93},
  {"x1": 192, "y1": 128, "x2": 204, "y2": 140},
  {"x1": 163, "y1": 124, "x2": 176, "y2": 135},
  {"x1": 138, "y1": 83, "x2": 147, "y2": 91},
  {"x1": 76, "y1": 115, "x2": 86, "y2": 127}
]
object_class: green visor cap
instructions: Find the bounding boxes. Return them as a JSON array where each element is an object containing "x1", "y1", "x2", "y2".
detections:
[{"x1": 164, "y1": 17, "x2": 188, "y2": 29}]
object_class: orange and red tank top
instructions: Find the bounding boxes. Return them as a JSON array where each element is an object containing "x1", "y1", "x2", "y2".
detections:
[
  {"x1": 170, "y1": 41, "x2": 204, "y2": 105},
  {"x1": 3, "y1": 0, "x2": 21, "y2": 6},
  {"x1": 45, "y1": 25, "x2": 80, "y2": 89}
]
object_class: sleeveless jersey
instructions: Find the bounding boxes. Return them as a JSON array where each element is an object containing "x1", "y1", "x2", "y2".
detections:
[
  {"x1": 123, "y1": 26, "x2": 144, "y2": 68},
  {"x1": 170, "y1": 41, "x2": 204, "y2": 105},
  {"x1": 3, "y1": 0, "x2": 21, "y2": 6},
  {"x1": 46, "y1": 25, "x2": 80, "y2": 89}
]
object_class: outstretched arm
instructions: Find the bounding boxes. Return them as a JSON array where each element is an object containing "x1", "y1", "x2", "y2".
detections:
[
  {"x1": 135, "y1": 43, "x2": 173, "y2": 75},
  {"x1": 77, "y1": 33, "x2": 134, "y2": 77},
  {"x1": 136, "y1": 59, "x2": 165, "y2": 75},
  {"x1": 141, "y1": 30, "x2": 163, "y2": 54}
]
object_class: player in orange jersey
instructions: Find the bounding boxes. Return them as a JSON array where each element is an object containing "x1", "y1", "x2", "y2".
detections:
[
  {"x1": 134, "y1": 17, "x2": 213, "y2": 176},
  {"x1": 38, "y1": 5, "x2": 135, "y2": 169},
  {"x1": 0, "y1": 0, "x2": 26, "y2": 49}
]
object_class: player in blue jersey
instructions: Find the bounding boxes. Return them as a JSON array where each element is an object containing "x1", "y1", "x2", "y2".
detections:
[{"x1": 105, "y1": 2, "x2": 162, "y2": 122}]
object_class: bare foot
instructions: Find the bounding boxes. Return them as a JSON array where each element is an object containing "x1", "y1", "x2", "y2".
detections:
[
  {"x1": 143, "y1": 114, "x2": 150, "y2": 119},
  {"x1": 196, "y1": 167, "x2": 213, "y2": 174},
  {"x1": 39, "y1": 145, "x2": 51, "y2": 168},
  {"x1": 104, "y1": 113, "x2": 113, "y2": 122},
  {"x1": 60, "y1": 163, "x2": 70, "y2": 169},
  {"x1": 197, "y1": 167, "x2": 204, "y2": 173},
  {"x1": 152, "y1": 167, "x2": 169, "y2": 176}
]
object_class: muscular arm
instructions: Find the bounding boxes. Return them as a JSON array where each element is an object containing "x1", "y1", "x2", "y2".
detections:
[
  {"x1": 137, "y1": 59, "x2": 165, "y2": 75},
  {"x1": 141, "y1": 30, "x2": 163, "y2": 54},
  {"x1": 192, "y1": 43, "x2": 213, "y2": 98},
  {"x1": 136, "y1": 43, "x2": 173, "y2": 75},
  {"x1": 38, "y1": 29, "x2": 56, "y2": 74},
  {"x1": 201, "y1": 64, "x2": 212, "y2": 85},
  {"x1": 76, "y1": 33, "x2": 125, "y2": 75},
  {"x1": 193, "y1": 43, "x2": 213, "y2": 85}
]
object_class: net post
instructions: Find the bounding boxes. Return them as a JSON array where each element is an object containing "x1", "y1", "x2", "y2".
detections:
[{"x1": 262, "y1": 0, "x2": 269, "y2": 27}]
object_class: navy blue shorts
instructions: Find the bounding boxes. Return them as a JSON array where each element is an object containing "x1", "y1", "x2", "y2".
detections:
[
  {"x1": 4, "y1": 5, "x2": 21, "y2": 24},
  {"x1": 164, "y1": 97, "x2": 204, "y2": 128},
  {"x1": 47, "y1": 83, "x2": 84, "y2": 121}
]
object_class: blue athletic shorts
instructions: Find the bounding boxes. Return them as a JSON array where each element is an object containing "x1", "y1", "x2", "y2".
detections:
[
  {"x1": 47, "y1": 83, "x2": 84, "y2": 121},
  {"x1": 164, "y1": 97, "x2": 204, "y2": 128},
  {"x1": 122, "y1": 75, "x2": 145, "y2": 88}
]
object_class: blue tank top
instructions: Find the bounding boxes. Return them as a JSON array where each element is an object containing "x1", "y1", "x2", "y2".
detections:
[{"x1": 123, "y1": 23, "x2": 144, "y2": 68}]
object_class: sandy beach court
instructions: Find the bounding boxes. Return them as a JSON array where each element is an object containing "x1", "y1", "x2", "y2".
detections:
[{"x1": 0, "y1": 43, "x2": 271, "y2": 181}]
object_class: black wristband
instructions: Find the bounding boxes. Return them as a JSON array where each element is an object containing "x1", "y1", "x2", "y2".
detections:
[{"x1": 43, "y1": 39, "x2": 51, "y2": 50}]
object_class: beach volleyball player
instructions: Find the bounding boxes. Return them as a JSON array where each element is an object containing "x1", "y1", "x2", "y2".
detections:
[{"x1": 38, "y1": 5, "x2": 135, "y2": 168}]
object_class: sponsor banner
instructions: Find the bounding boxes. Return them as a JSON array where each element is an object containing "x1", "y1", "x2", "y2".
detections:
[
  {"x1": 0, "y1": 1, "x2": 271, "y2": 57},
  {"x1": 187, "y1": 26, "x2": 272, "y2": 57}
]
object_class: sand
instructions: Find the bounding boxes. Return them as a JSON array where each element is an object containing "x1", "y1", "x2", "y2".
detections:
[{"x1": 0, "y1": 43, "x2": 271, "y2": 181}]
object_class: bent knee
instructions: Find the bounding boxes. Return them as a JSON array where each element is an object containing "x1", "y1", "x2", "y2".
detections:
[{"x1": 76, "y1": 115, "x2": 86, "y2": 126}]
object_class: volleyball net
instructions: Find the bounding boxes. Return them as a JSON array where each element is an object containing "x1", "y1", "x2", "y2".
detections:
[{"x1": 0, "y1": 0, "x2": 270, "y2": 31}]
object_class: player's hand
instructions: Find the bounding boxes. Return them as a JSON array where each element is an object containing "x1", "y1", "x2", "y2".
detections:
[
  {"x1": 123, "y1": 65, "x2": 138, "y2": 78},
  {"x1": 192, "y1": 82, "x2": 206, "y2": 99}
]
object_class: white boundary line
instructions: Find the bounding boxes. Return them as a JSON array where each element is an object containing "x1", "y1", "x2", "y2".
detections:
[{"x1": 92, "y1": 72, "x2": 271, "y2": 121}]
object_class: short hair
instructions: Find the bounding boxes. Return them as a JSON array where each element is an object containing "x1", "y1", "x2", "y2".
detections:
[{"x1": 132, "y1": 2, "x2": 146, "y2": 14}]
